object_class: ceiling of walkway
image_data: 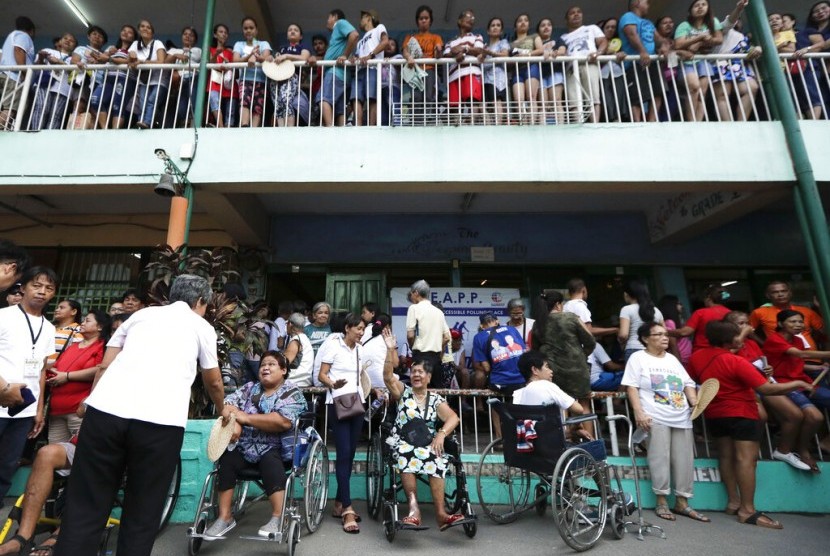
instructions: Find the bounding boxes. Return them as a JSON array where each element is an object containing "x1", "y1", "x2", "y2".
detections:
[{"x1": 4, "y1": 0, "x2": 815, "y2": 48}]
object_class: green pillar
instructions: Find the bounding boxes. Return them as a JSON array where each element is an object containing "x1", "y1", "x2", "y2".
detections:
[
  {"x1": 746, "y1": 0, "x2": 830, "y2": 325},
  {"x1": 192, "y1": 0, "x2": 217, "y2": 129}
]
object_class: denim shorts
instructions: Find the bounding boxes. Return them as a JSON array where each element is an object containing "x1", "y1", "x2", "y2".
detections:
[
  {"x1": 683, "y1": 60, "x2": 716, "y2": 78},
  {"x1": 512, "y1": 62, "x2": 541, "y2": 85},
  {"x1": 787, "y1": 386, "x2": 830, "y2": 411},
  {"x1": 350, "y1": 67, "x2": 378, "y2": 102},
  {"x1": 317, "y1": 71, "x2": 346, "y2": 115},
  {"x1": 541, "y1": 71, "x2": 564, "y2": 89}
]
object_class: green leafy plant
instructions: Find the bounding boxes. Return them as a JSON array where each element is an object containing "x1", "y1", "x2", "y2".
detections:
[{"x1": 142, "y1": 244, "x2": 271, "y2": 417}]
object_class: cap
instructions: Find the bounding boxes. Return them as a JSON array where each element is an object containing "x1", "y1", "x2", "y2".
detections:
[
  {"x1": 361, "y1": 9, "x2": 380, "y2": 23},
  {"x1": 450, "y1": 329, "x2": 462, "y2": 340},
  {"x1": 7, "y1": 282, "x2": 22, "y2": 295},
  {"x1": 479, "y1": 312, "x2": 497, "y2": 325}
]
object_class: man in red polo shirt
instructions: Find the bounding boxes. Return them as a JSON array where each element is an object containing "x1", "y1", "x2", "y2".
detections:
[{"x1": 750, "y1": 281, "x2": 824, "y2": 349}]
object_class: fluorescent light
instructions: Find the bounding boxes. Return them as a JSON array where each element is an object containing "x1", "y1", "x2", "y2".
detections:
[
  {"x1": 480, "y1": 279, "x2": 488, "y2": 285},
  {"x1": 62, "y1": 0, "x2": 90, "y2": 28},
  {"x1": 721, "y1": 280, "x2": 738, "y2": 287}
]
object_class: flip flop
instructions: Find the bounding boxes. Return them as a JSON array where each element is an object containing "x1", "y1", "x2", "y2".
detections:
[
  {"x1": 0, "y1": 534, "x2": 32, "y2": 555},
  {"x1": 401, "y1": 515, "x2": 421, "y2": 526},
  {"x1": 341, "y1": 510, "x2": 360, "y2": 534},
  {"x1": 439, "y1": 513, "x2": 465, "y2": 531},
  {"x1": 724, "y1": 505, "x2": 739, "y2": 516},
  {"x1": 654, "y1": 504, "x2": 675, "y2": 521},
  {"x1": 673, "y1": 506, "x2": 711, "y2": 522},
  {"x1": 739, "y1": 511, "x2": 783, "y2": 529}
]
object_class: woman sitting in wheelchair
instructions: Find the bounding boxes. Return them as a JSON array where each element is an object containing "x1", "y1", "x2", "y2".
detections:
[
  {"x1": 381, "y1": 329, "x2": 464, "y2": 530},
  {"x1": 205, "y1": 351, "x2": 307, "y2": 539}
]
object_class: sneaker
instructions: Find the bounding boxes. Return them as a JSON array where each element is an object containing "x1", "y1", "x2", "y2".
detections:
[
  {"x1": 204, "y1": 518, "x2": 236, "y2": 540},
  {"x1": 772, "y1": 449, "x2": 811, "y2": 471},
  {"x1": 258, "y1": 515, "x2": 282, "y2": 538}
]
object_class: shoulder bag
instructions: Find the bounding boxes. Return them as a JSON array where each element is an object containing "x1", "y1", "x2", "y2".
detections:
[{"x1": 331, "y1": 349, "x2": 365, "y2": 420}]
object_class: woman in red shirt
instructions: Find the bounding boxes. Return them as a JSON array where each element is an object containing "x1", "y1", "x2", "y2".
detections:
[
  {"x1": 689, "y1": 321, "x2": 812, "y2": 529},
  {"x1": 42, "y1": 309, "x2": 110, "y2": 443},
  {"x1": 761, "y1": 309, "x2": 830, "y2": 473}
]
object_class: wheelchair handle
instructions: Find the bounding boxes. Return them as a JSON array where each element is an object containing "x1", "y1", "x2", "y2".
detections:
[
  {"x1": 605, "y1": 414, "x2": 631, "y2": 425},
  {"x1": 564, "y1": 413, "x2": 599, "y2": 425}
]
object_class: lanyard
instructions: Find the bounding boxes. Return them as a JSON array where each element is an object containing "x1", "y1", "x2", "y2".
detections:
[{"x1": 18, "y1": 304, "x2": 45, "y2": 355}]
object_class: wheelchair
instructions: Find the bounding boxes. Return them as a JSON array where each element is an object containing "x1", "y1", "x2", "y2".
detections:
[
  {"x1": 186, "y1": 405, "x2": 328, "y2": 556},
  {"x1": 0, "y1": 456, "x2": 181, "y2": 556},
  {"x1": 475, "y1": 400, "x2": 631, "y2": 552},
  {"x1": 365, "y1": 402, "x2": 477, "y2": 542}
]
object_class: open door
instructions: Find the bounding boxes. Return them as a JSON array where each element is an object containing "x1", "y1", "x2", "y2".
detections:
[{"x1": 325, "y1": 273, "x2": 387, "y2": 315}]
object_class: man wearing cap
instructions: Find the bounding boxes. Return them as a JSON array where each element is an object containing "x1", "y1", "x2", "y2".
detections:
[
  {"x1": 53, "y1": 275, "x2": 229, "y2": 556},
  {"x1": 351, "y1": 9, "x2": 388, "y2": 126},
  {"x1": 5, "y1": 283, "x2": 23, "y2": 307},
  {"x1": 406, "y1": 279, "x2": 450, "y2": 388}
]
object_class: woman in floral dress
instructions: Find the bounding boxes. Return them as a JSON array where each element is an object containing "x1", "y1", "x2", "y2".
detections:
[{"x1": 381, "y1": 329, "x2": 463, "y2": 530}]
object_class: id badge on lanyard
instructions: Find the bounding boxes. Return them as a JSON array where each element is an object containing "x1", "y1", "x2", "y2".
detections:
[{"x1": 19, "y1": 304, "x2": 45, "y2": 379}]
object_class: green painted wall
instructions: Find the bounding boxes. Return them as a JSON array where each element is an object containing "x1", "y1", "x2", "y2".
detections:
[{"x1": 10, "y1": 420, "x2": 828, "y2": 523}]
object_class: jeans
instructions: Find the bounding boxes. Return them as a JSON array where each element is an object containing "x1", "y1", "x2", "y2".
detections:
[
  {"x1": 328, "y1": 405, "x2": 363, "y2": 508},
  {"x1": 0, "y1": 417, "x2": 34, "y2": 500},
  {"x1": 137, "y1": 82, "x2": 169, "y2": 127}
]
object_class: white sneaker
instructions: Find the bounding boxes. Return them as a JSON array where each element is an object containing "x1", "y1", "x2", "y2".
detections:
[
  {"x1": 258, "y1": 515, "x2": 282, "y2": 538},
  {"x1": 203, "y1": 517, "x2": 236, "y2": 540},
  {"x1": 772, "y1": 450, "x2": 811, "y2": 471}
]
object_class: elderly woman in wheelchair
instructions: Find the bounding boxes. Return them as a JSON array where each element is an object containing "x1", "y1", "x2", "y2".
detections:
[
  {"x1": 204, "y1": 351, "x2": 307, "y2": 540},
  {"x1": 380, "y1": 329, "x2": 465, "y2": 530}
]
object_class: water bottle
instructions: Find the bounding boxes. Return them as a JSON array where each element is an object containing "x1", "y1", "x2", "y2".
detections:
[
  {"x1": 365, "y1": 398, "x2": 384, "y2": 422},
  {"x1": 631, "y1": 428, "x2": 648, "y2": 445}
]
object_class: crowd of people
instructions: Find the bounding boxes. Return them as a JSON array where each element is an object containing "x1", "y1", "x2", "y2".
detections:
[
  {"x1": 1, "y1": 1, "x2": 829, "y2": 129},
  {"x1": 1, "y1": 236, "x2": 829, "y2": 551}
]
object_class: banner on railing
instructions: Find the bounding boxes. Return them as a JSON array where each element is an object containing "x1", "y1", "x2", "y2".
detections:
[{"x1": 390, "y1": 287, "x2": 520, "y2": 359}]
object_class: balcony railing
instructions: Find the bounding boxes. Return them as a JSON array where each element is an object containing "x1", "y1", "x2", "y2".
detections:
[{"x1": 0, "y1": 53, "x2": 827, "y2": 131}]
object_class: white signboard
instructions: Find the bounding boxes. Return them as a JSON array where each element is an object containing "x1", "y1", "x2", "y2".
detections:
[{"x1": 391, "y1": 287, "x2": 521, "y2": 362}]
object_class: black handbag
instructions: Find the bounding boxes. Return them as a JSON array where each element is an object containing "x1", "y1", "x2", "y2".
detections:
[{"x1": 399, "y1": 391, "x2": 433, "y2": 447}]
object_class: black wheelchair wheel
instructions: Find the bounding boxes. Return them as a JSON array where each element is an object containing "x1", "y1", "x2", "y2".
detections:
[
  {"x1": 463, "y1": 519, "x2": 477, "y2": 538},
  {"x1": 304, "y1": 441, "x2": 329, "y2": 534},
  {"x1": 366, "y1": 433, "x2": 384, "y2": 520},
  {"x1": 476, "y1": 438, "x2": 530, "y2": 524},
  {"x1": 286, "y1": 519, "x2": 300, "y2": 556},
  {"x1": 187, "y1": 516, "x2": 206, "y2": 556},
  {"x1": 159, "y1": 457, "x2": 182, "y2": 533},
  {"x1": 552, "y1": 447, "x2": 608, "y2": 552},
  {"x1": 383, "y1": 503, "x2": 396, "y2": 543}
]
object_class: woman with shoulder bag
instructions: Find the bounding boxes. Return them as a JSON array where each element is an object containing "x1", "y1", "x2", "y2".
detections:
[{"x1": 317, "y1": 313, "x2": 366, "y2": 534}]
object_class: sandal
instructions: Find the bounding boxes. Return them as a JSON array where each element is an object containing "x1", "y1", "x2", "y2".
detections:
[
  {"x1": 439, "y1": 513, "x2": 465, "y2": 531},
  {"x1": 739, "y1": 511, "x2": 783, "y2": 530},
  {"x1": 654, "y1": 504, "x2": 675, "y2": 521},
  {"x1": 332, "y1": 508, "x2": 361, "y2": 522},
  {"x1": 724, "y1": 505, "x2": 739, "y2": 516},
  {"x1": 673, "y1": 506, "x2": 711, "y2": 522},
  {"x1": 0, "y1": 534, "x2": 32, "y2": 556},
  {"x1": 30, "y1": 534, "x2": 59, "y2": 556},
  {"x1": 341, "y1": 510, "x2": 360, "y2": 534},
  {"x1": 401, "y1": 515, "x2": 421, "y2": 526}
]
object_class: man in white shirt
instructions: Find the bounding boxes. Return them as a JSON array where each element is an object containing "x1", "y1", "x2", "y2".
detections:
[
  {"x1": 559, "y1": 6, "x2": 607, "y2": 123},
  {"x1": 351, "y1": 9, "x2": 388, "y2": 126},
  {"x1": 0, "y1": 266, "x2": 57, "y2": 503},
  {"x1": 54, "y1": 275, "x2": 229, "y2": 556},
  {"x1": 0, "y1": 241, "x2": 31, "y2": 409},
  {"x1": 563, "y1": 278, "x2": 618, "y2": 338},
  {"x1": 406, "y1": 279, "x2": 450, "y2": 388}
]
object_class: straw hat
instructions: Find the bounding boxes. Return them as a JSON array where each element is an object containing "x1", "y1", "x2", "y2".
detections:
[
  {"x1": 262, "y1": 59, "x2": 295, "y2": 82},
  {"x1": 691, "y1": 379, "x2": 720, "y2": 420},
  {"x1": 207, "y1": 413, "x2": 237, "y2": 462}
]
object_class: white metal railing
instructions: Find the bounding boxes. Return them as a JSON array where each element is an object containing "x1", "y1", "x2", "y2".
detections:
[
  {"x1": 1, "y1": 53, "x2": 828, "y2": 131},
  {"x1": 298, "y1": 387, "x2": 828, "y2": 463}
]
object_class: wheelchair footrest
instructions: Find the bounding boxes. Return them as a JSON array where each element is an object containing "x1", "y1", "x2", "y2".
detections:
[
  {"x1": 397, "y1": 521, "x2": 430, "y2": 531},
  {"x1": 239, "y1": 534, "x2": 283, "y2": 542},
  {"x1": 443, "y1": 517, "x2": 477, "y2": 529}
]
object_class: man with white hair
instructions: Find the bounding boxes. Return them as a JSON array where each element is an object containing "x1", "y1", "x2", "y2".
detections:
[
  {"x1": 406, "y1": 279, "x2": 450, "y2": 388},
  {"x1": 54, "y1": 275, "x2": 229, "y2": 556}
]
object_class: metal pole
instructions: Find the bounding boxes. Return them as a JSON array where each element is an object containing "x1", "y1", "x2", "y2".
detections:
[
  {"x1": 746, "y1": 0, "x2": 830, "y2": 325},
  {"x1": 192, "y1": 0, "x2": 217, "y2": 129}
]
